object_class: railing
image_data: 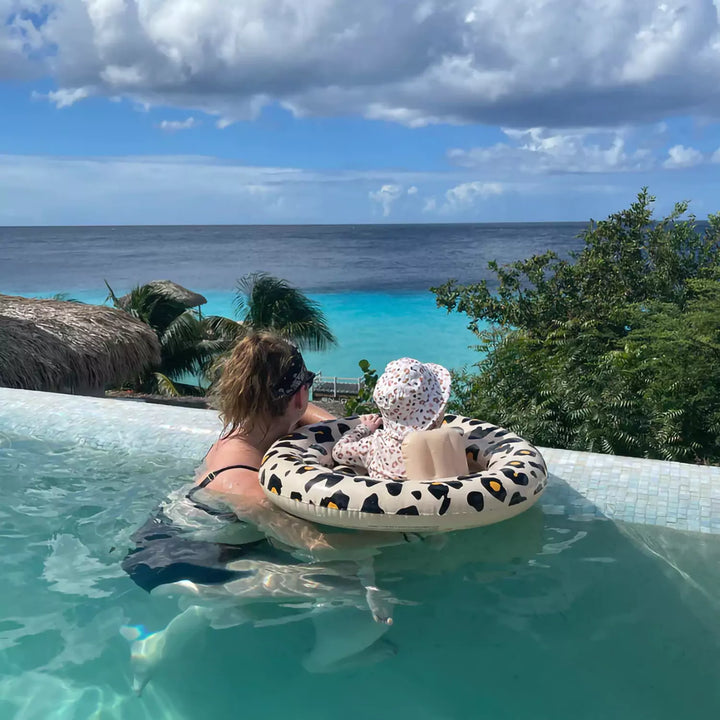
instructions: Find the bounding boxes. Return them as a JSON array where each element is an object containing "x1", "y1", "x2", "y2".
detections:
[{"x1": 312, "y1": 373, "x2": 364, "y2": 399}]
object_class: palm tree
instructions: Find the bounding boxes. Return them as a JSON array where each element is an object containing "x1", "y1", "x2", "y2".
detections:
[
  {"x1": 233, "y1": 273, "x2": 337, "y2": 351},
  {"x1": 106, "y1": 280, "x2": 242, "y2": 395}
]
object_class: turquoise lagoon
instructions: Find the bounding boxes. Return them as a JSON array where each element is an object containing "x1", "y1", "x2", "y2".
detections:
[
  {"x1": 31, "y1": 288, "x2": 484, "y2": 378},
  {"x1": 0, "y1": 390, "x2": 719, "y2": 719}
]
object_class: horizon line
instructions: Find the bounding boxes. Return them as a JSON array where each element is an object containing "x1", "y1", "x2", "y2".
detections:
[{"x1": 0, "y1": 220, "x2": 592, "y2": 229}]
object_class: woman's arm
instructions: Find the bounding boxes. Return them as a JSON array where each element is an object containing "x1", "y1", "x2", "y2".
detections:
[
  {"x1": 218, "y1": 490, "x2": 408, "y2": 560},
  {"x1": 297, "y1": 402, "x2": 335, "y2": 426}
]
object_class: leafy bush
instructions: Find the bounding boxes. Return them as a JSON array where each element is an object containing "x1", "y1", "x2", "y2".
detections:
[
  {"x1": 344, "y1": 359, "x2": 379, "y2": 415},
  {"x1": 432, "y1": 189, "x2": 720, "y2": 463}
]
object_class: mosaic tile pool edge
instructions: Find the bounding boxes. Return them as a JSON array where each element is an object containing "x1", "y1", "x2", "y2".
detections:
[{"x1": 540, "y1": 447, "x2": 720, "y2": 535}]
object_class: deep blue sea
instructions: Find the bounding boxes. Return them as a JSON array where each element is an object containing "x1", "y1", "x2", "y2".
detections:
[{"x1": 0, "y1": 223, "x2": 585, "y2": 376}]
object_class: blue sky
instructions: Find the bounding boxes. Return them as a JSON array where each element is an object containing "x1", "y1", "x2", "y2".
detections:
[{"x1": 2, "y1": 1, "x2": 720, "y2": 225}]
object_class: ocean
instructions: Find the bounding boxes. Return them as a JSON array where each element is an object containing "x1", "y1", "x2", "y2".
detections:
[{"x1": 0, "y1": 223, "x2": 586, "y2": 376}]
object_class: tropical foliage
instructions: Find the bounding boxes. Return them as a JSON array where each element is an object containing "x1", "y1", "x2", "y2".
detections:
[
  {"x1": 344, "y1": 359, "x2": 380, "y2": 415},
  {"x1": 234, "y1": 273, "x2": 337, "y2": 351},
  {"x1": 106, "y1": 273, "x2": 337, "y2": 396},
  {"x1": 432, "y1": 190, "x2": 720, "y2": 463},
  {"x1": 106, "y1": 281, "x2": 241, "y2": 395},
  {"x1": 47, "y1": 293, "x2": 82, "y2": 303}
]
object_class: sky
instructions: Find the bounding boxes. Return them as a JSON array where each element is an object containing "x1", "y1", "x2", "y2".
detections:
[{"x1": 2, "y1": 0, "x2": 720, "y2": 225}]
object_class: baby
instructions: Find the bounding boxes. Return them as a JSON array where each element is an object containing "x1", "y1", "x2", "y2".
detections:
[{"x1": 332, "y1": 357, "x2": 451, "y2": 479}]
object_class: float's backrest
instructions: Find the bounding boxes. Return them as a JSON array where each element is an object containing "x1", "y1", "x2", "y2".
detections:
[{"x1": 402, "y1": 427, "x2": 469, "y2": 481}]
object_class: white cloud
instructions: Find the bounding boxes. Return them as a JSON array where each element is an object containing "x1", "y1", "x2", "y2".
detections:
[
  {"x1": 407, "y1": 186, "x2": 418, "y2": 195},
  {"x1": 0, "y1": 154, "x2": 530, "y2": 223},
  {"x1": 423, "y1": 197, "x2": 437, "y2": 213},
  {"x1": 34, "y1": 87, "x2": 91, "y2": 108},
  {"x1": 369, "y1": 184, "x2": 404, "y2": 216},
  {"x1": 437, "y1": 181, "x2": 504, "y2": 213},
  {"x1": 664, "y1": 144, "x2": 704, "y2": 168},
  {"x1": 157, "y1": 117, "x2": 199, "y2": 132},
  {"x1": 449, "y1": 127, "x2": 655, "y2": 175},
  {"x1": 4, "y1": 1, "x2": 720, "y2": 127},
  {"x1": 446, "y1": 181, "x2": 503, "y2": 203},
  {"x1": 0, "y1": 1, "x2": 44, "y2": 80},
  {"x1": 2, "y1": 152, "x2": 716, "y2": 224},
  {"x1": 0, "y1": 155, "x2": 294, "y2": 225}
]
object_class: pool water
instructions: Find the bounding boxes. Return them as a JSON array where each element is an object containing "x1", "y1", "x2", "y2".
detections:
[{"x1": 1, "y1": 431, "x2": 719, "y2": 719}]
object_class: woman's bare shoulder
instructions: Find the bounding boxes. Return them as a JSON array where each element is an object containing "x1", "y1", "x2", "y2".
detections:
[
  {"x1": 197, "y1": 435, "x2": 264, "y2": 496},
  {"x1": 205, "y1": 435, "x2": 260, "y2": 469}
]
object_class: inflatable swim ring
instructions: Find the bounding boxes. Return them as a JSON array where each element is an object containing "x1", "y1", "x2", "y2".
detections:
[{"x1": 259, "y1": 415, "x2": 548, "y2": 532}]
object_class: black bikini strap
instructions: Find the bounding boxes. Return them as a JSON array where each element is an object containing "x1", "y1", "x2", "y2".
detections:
[{"x1": 196, "y1": 463, "x2": 260, "y2": 489}]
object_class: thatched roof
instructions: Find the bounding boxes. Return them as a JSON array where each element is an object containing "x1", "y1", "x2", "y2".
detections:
[
  {"x1": 118, "y1": 280, "x2": 207, "y2": 310},
  {"x1": 0, "y1": 294, "x2": 161, "y2": 395}
]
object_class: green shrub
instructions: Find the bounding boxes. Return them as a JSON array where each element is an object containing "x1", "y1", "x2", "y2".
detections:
[
  {"x1": 344, "y1": 359, "x2": 379, "y2": 415},
  {"x1": 432, "y1": 189, "x2": 720, "y2": 463}
]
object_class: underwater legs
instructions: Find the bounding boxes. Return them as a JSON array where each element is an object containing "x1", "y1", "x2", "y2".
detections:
[
  {"x1": 302, "y1": 606, "x2": 395, "y2": 673},
  {"x1": 122, "y1": 605, "x2": 211, "y2": 695}
]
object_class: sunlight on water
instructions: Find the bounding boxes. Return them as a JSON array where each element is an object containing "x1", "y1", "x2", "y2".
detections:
[{"x1": 1, "y1": 432, "x2": 719, "y2": 719}]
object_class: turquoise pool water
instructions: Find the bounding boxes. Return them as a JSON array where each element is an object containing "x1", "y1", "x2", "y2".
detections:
[{"x1": 1, "y1": 426, "x2": 719, "y2": 719}]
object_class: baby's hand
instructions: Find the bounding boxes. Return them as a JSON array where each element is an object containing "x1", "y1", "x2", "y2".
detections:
[{"x1": 360, "y1": 414, "x2": 383, "y2": 432}]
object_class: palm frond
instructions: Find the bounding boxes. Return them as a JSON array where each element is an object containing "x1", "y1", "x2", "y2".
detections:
[
  {"x1": 115, "y1": 282, "x2": 203, "y2": 334},
  {"x1": 159, "y1": 311, "x2": 239, "y2": 378},
  {"x1": 45, "y1": 293, "x2": 83, "y2": 303},
  {"x1": 104, "y1": 279, "x2": 121, "y2": 307},
  {"x1": 203, "y1": 314, "x2": 246, "y2": 344},
  {"x1": 159, "y1": 311, "x2": 209, "y2": 377},
  {"x1": 233, "y1": 272, "x2": 337, "y2": 350},
  {"x1": 155, "y1": 372, "x2": 180, "y2": 397}
]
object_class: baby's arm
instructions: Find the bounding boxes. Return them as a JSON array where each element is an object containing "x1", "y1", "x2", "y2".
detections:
[{"x1": 331, "y1": 415, "x2": 379, "y2": 468}]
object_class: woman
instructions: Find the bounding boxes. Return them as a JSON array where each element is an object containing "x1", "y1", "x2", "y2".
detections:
[{"x1": 123, "y1": 333, "x2": 407, "y2": 693}]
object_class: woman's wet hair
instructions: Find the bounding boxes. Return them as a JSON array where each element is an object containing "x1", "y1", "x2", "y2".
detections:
[{"x1": 215, "y1": 331, "x2": 305, "y2": 436}]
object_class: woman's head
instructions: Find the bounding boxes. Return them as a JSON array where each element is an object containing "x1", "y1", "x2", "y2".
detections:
[{"x1": 215, "y1": 331, "x2": 315, "y2": 436}]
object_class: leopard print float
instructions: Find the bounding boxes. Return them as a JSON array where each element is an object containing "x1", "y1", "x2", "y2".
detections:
[{"x1": 259, "y1": 415, "x2": 548, "y2": 532}]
